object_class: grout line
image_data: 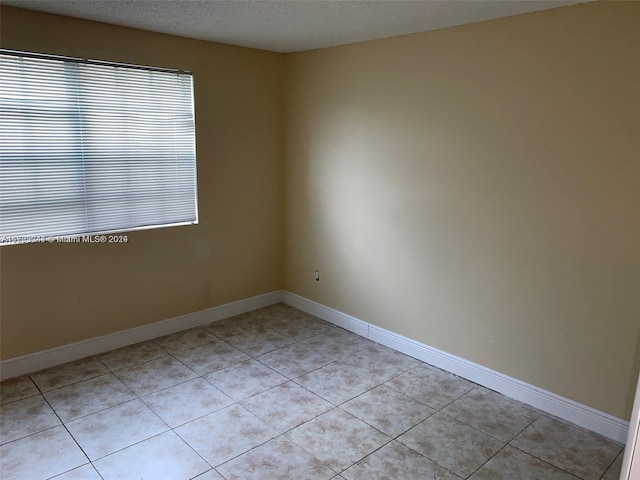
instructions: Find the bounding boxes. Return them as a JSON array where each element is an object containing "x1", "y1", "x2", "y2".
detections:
[
  {"x1": 465, "y1": 440, "x2": 510, "y2": 479},
  {"x1": 87, "y1": 430, "x2": 172, "y2": 463},
  {"x1": 47, "y1": 463, "x2": 105, "y2": 480},
  {"x1": 506, "y1": 444, "x2": 587, "y2": 479},
  {"x1": 183, "y1": 403, "x2": 278, "y2": 469},
  {"x1": 38, "y1": 393, "x2": 96, "y2": 477},
  {"x1": 435, "y1": 410, "x2": 513, "y2": 445},
  {"x1": 509, "y1": 414, "x2": 541, "y2": 441},
  {"x1": 0, "y1": 423, "x2": 61, "y2": 449},
  {"x1": 598, "y1": 450, "x2": 624, "y2": 480},
  {"x1": 42, "y1": 374, "x2": 137, "y2": 423},
  {"x1": 277, "y1": 425, "x2": 343, "y2": 475},
  {"x1": 393, "y1": 438, "x2": 463, "y2": 479},
  {"x1": 334, "y1": 436, "x2": 395, "y2": 476},
  {"x1": 173, "y1": 430, "x2": 217, "y2": 479}
]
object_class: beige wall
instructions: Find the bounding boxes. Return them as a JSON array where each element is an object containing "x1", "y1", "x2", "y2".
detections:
[
  {"x1": 1, "y1": 2, "x2": 638, "y2": 421},
  {"x1": 283, "y1": 1, "x2": 640, "y2": 419},
  {"x1": 0, "y1": 7, "x2": 285, "y2": 359}
]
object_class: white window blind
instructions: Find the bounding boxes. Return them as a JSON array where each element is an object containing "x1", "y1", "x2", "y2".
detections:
[{"x1": 0, "y1": 50, "x2": 198, "y2": 245}]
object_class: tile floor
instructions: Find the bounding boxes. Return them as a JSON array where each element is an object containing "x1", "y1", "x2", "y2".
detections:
[{"x1": 0, "y1": 304, "x2": 625, "y2": 480}]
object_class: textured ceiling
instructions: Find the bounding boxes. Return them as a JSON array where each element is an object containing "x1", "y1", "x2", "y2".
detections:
[{"x1": 3, "y1": 0, "x2": 589, "y2": 53}]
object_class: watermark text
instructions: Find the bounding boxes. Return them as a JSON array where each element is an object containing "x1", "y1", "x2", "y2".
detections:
[{"x1": 0, "y1": 234, "x2": 129, "y2": 245}]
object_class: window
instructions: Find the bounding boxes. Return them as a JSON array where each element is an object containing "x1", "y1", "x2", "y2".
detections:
[{"x1": 0, "y1": 50, "x2": 198, "y2": 245}]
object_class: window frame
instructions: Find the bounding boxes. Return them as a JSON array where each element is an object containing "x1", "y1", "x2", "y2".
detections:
[{"x1": 0, "y1": 49, "x2": 199, "y2": 246}]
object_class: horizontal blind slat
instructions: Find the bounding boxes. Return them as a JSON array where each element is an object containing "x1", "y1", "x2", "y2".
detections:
[{"x1": 0, "y1": 51, "x2": 198, "y2": 244}]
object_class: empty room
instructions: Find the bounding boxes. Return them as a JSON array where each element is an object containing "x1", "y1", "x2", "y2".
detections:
[{"x1": 0, "y1": 1, "x2": 638, "y2": 479}]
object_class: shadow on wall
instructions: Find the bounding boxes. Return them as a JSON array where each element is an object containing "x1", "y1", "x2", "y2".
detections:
[{"x1": 626, "y1": 327, "x2": 640, "y2": 418}]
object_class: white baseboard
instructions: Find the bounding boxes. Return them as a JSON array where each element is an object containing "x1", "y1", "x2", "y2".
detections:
[
  {"x1": 0, "y1": 290, "x2": 283, "y2": 381},
  {"x1": 1, "y1": 288, "x2": 628, "y2": 443},
  {"x1": 282, "y1": 292, "x2": 369, "y2": 338},
  {"x1": 281, "y1": 290, "x2": 629, "y2": 443}
]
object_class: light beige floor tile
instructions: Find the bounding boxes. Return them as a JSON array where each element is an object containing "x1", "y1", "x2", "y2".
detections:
[
  {"x1": 257, "y1": 342, "x2": 335, "y2": 379},
  {"x1": 323, "y1": 328, "x2": 374, "y2": 346},
  {"x1": 218, "y1": 436, "x2": 335, "y2": 480},
  {"x1": 2, "y1": 321, "x2": 624, "y2": 480},
  {"x1": 397, "y1": 412, "x2": 503, "y2": 478},
  {"x1": 204, "y1": 315, "x2": 270, "y2": 339},
  {"x1": 0, "y1": 425, "x2": 88, "y2": 480},
  {"x1": 225, "y1": 329, "x2": 294, "y2": 356},
  {"x1": 469, "y1": 445, "x2": 579, "y2": 479},
  {"x1": 299, "y1": 330, "x2": 374, "y2": 362},
  {"x1": 286, "y1": 408, "x2": 390, "y2": 472},
  {"x1": 174, "y1": 341, "x2": 250, "y2": 375},
  {"x1": 44, "y1": 373, "x2": 135, "y2": 422},
  {"x1": 0, "y1": 376, "x2": 39, "y2": 405},
  {"x1": 386, "y1": 364, "x2": 473, "y2": 410},
  {"x1": 241, "y1": 382, "x2": 333, "y2": 433},
  {"x1": 511, "y1": 416, "x2": 623, "y2": 480},
  {"x1": 51, "y1": 464, "x2": 103, "y2": 479},
  {"x1": 66, "y1": 399, "x2": 168, "y2": 460},
  {"x1": 30, "y1": 357, "x2": 109, "y2": 392},
  {"x1": 205, "y1": 359, "x2": 288, "y2": 401},
  {"x1": 0, "y1": 395, "x2": 60, "y2": 445},
  {"x1": 441, "y1": 388, "x2": 539, "y2": 441},
  {"x1": 94, "y1": 431, "x2": 210, "y2": 480},
  {"x1": 143, "y1": 378, "x2": 233, "y2": 427},
  {"x1": 176, "y1": 404, "x2": 277, "y2": 466},
  {"x1": 342, "y1": 343, "x2": 422, "y2": 382},
  {"x1": 98, "y1": 341, "x2": 167, "y2": 371},
  {"x1": 115, "y1": 356, "x2": 198, "y2": 396},
  {"x1": 260, "y1": 304, "x2": 323, "y2": 325},
  {"x1": 153, "y1": 327, "x2": 217, "y2": 354},
  {"x1": 295, "y1": 362, "x2": 380, "y2": 405},
  {"x1": 243, "y1": 304, "x2": 296, "y2": 323},
  {"x1": 340, "y1": 385, "x2": 435, "y2": 437},
  {"x1": 602, "y1": 451, "x2": 624, "y2": 480},
  {"x1": 224, "y1": 308, "x2": 271, "y2": 324},
  {"x1": 265, "y1": 316, "x2": 333, "y2": 341},
  {"x1": 342, "y1": 441, "x2": 460, "y2": 480}
]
